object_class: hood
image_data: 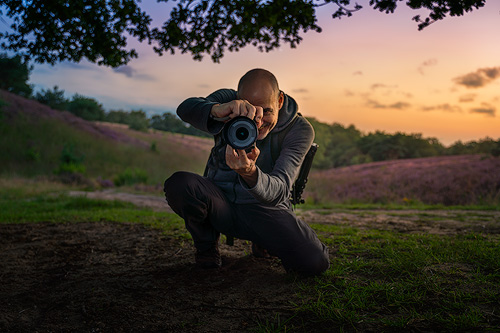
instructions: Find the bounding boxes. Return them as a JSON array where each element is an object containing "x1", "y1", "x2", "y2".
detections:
[{"x1": 273, "y1": 92, "x2": 298, "y2": 133}]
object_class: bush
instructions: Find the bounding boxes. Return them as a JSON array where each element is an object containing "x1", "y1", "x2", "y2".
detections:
[
  {"x1": 114, "y1": 168, "x2": 148, "y2": 186},
  {"x1": 34, "y1": 86, "x2": 69, "y2": 110},
  {"x1": 55, "y1": 162, "x2": 86, "y2": 175},
  {"x1": 55, "y1": 143, "x2": 86, "y2": 175},
  {"x1": 67, "y1": 94, "x2": 105, "y2": 121},
  {"x1": 150, "y1": 141, "x2": 158, "y2": 152}
]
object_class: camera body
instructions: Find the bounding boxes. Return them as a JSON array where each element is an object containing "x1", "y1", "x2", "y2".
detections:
[{"x1": 222, "y1": 116, "x2": 258, "y2": 150}]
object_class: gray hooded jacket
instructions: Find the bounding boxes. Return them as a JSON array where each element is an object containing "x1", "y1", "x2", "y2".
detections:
[{"x1": 177, "y1": 89, "x2": 314, "y2": 209}]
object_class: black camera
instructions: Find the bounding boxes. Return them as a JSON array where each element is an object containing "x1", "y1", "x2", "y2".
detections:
[{"x1": 222, "y1": 116, "x2": 258, "y2": 150}]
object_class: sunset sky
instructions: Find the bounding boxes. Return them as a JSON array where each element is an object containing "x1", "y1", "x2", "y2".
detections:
[{"x1": 23, "y1": 1, "x2": 500, "y2": 146}]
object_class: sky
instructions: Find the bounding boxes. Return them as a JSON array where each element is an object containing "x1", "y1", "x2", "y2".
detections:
[{"x1": 17, "y1": 1, "x2": 500, "y2": 145}]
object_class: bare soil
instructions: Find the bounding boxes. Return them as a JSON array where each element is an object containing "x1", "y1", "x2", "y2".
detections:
[{"x1": 1, "y1": 191, "x2": 499, "y2": 332}]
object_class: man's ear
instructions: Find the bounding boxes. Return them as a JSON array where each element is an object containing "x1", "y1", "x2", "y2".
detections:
[{"x1": 278, "y1": 91, "x2": 284, "y2": 109}]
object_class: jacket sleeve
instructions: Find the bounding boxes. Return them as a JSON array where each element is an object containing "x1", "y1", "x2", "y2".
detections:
[
  {"x1": 176, "y1": 89, "x2": 238, "y2": 135},
  {"x1": 241, "y1": 117, "x2": 315, "y2": 206}
]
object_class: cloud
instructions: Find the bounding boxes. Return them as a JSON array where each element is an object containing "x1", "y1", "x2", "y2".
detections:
[
  {"x1": 353, "y1": 71, "x2": 363, "y2": 76},
  {"x1": 470, "y1": 103, "x2": 496, "y2": 117},
  {"x1": 454, "y1": 66, "x2": 500, "y2": 88},
  {"x1": 60, "y1": 61, "x2": 96, "y2": 70},
  {"x1": 370, "y1": 83, "x2": 399, "y2": 95},
  {"x1": 113, "y1": 66, "x2": 134, "y2": 77},
  {"x1": 366, "y1": 99, "x2": 410, "y2": 109},
  {"x1": 418, "y1": 58, "x2": 438, "y2": 75},
  {"x1": 400, "y1": 92, "x2": 413, "y2": 99},
  {"x1": 292, "y1": 88, "x2": 309, "y2": 94},
  {"x1": 421, "y1": 104, "x2": 463, "y2": 113},
  {"x1": 344, "y1": 89, "x2": 354, "y2": 97},
  {"x1": 371, "y1": 83, "x2": 390, "y2": 90},
  {"x1": 459, "y1": 94, "x2": 476, "y2": 103},
  {"x1": 198, "y1": 84, "x2": 210, "y2": 89},
  {"x1": 113, "y1": 65, "x2": 155, "y2": 81}
]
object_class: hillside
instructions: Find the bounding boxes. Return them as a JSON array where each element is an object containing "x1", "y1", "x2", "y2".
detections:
[
  {"x1": 0, "y1": 90, "x2": 147, "y2": 147},
  {"x1": 2, "y1": 89, "x2": 499, "y2": 205},
  {"x1": 307, "y1": 154, "x2": 500, "y2": 206},
  {"x1": 0, "y1": 89, "x2": 211, "y2": 185}
]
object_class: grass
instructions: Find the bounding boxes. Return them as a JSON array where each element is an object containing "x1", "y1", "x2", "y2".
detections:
[
  {"x1": 0, "y1": 178, "x2": 190, "y2": 240},
  {"x1": 0, "y1": 113, "x2": 209, "y2": 185},
  {"x1": 291, "y1": 224, "x2": 500, "y2": 332},
  {"x1": 297, "y1": 200, "x2": 500, "y2": 211},
  {"x1": 2, "y1": 178, "x2": 499, "y2": 332}
]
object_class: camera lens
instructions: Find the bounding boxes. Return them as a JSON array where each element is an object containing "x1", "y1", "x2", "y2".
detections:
[
  {"x1": 236, "y1": 128, "x2": 249, "y2": 141},
  {"x1": 222, "y1": 116, "x2": 258, "y2": 150}
]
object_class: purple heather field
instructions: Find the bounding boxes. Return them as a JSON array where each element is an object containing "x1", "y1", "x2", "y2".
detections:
[{"x1": 307, "y1": 154, "x2": 500, "y2": 205}]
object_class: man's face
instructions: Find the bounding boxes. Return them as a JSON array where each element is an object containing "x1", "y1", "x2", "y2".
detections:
[{"x1": 239, "y1": 84, "x2": 284, "y2": 140}]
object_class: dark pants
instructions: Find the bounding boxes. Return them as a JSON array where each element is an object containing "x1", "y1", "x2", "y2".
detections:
[{"x1": 164, "y1": 171, "x2": 330, "y2": 276}]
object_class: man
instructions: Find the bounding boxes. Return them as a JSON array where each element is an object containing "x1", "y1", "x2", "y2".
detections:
[{"x1": 164, "y1": 68, "x2": 329, "y2": 276}]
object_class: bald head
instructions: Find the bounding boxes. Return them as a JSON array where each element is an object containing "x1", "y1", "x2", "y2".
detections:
[
  {"x1": 237, "y1": 68, "x2": 280, "y2": 101},
  {"x1": 236, "y1": 68, "x2": 284, "y2": 140}
]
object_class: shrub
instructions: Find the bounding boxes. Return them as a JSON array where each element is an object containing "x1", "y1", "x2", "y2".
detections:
[
  {"x1": 55, "y1": 162, "x2": 86, "y2": 175},
  {"x1": 34, "y1": 86, "x2": 69, "y2": 110},
  {"x1": 127, "y1": 110, "x2": 149, "y2": 132},
  {"x1": 150, "y1": 141, "x2": 157, "y2": 152},
  {"x1": 67, "y1": 94, "x2": 105, "y2": 121},
  {"x1": 55, "y1": 143, "x2": 86, "y2": 175},
  {"x1": 26, "y1": 147, "x2": 41, "y2": 162},
  {"x1": 114, "y1": 168, "x2": 148, "y2": 186}
]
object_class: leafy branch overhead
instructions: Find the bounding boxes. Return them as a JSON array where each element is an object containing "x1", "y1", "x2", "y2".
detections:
[{"x1": 0, "y1": 0, "x2": 486, "y2": 67}]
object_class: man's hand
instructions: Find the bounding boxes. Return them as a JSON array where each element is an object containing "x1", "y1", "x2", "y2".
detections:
[
  {"x1": 225, "y1": 145, "x2": 260, "y2": 187},
  {"x1": 211, "y1": 100, "x2": 263, "y2": 129}
]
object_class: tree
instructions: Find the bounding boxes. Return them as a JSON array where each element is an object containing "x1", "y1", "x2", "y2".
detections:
[
  {"x1": 127, "y1": 110, "x2": 149, "y2": 131},
  {"x1": 104, "y1": 109, "x2": 132, "y2": 124},
  {"x1": 0, "y1": 0, "x2": 486, "y2": 67},
  {"x1": 34, "y1": 86, "x2": 69, "y2": 111},
  {"x1": 446, "y1": 137, "x2": 500, "y2": 156},
  {"x1": 0, "y1": 52, "x2": 33, "y2": 96},
  {"x1": 67, "y1": 94, "x2": 105, "y2": 121}
]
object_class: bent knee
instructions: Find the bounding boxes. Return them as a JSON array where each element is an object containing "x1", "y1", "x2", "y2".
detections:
[
  {"x1": 284, "y1": 243, "x2": 330, "y2": 276},
  {"x1": 164, "y1": 171, "x2": 192, "y2": 192},
  {"x1": 164, "y1": 171, "x2": 199, "y2": 205},
  {"x1": 304, "y1": 250, "x2": 330, "y2": 276}
]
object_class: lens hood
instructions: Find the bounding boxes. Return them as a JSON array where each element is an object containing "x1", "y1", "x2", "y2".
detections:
[{"x1": 222, "y1": 116, "x2": 258, "y2": 150}]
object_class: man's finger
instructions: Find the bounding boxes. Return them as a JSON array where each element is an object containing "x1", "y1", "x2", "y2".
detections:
[
  {"x1": 254, "y1": 106, "x2": 263, "y2": 126},
  {"x1": 247, "y1": 146, "x2": 260, "y2": 160},
  {"x1": 226, "y1": 145, "x2": 237, "y2": 158},
  {"x1": 238, "y1": 100, "x2": 249, "y2": 117},
  {"x1": 236, "y1": 149, "x2": 248, "y2": 159},
  {"x1": 245, "y1": 103, "x2": 256, "y2": 120}
]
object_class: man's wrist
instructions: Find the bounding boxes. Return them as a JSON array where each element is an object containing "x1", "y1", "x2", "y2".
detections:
[{"x1": 240, "y1": 165, "x2": 258, "y2": 187}]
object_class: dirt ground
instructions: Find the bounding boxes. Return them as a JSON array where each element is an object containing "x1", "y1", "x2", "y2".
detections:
[{"x1": 1, "y1": 191, "x2": 499, "y2": 332}]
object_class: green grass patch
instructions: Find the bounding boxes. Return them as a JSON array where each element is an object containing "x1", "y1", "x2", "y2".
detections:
[
  {"x1": 0, "y1": 186, "x2": 189, "y2": 240},
  {"x1": 288, "y1": 224, "x2": 500, "y2": 332}
]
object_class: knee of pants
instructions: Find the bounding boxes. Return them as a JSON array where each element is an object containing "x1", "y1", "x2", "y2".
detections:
[
  {"x1": 164, "y1": 171, "x2": 198, "y2": 205},
  {"x1": 284, "y1": 243, "x2": 330, "y2": 276}
]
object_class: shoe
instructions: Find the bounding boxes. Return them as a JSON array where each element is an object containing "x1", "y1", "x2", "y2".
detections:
[
  {"x1": 252, "y1": 242, "x2": 272, "y2": 259},
  {"x1": 195, "y1": 245, "x2": 221, "y2": 269}
]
